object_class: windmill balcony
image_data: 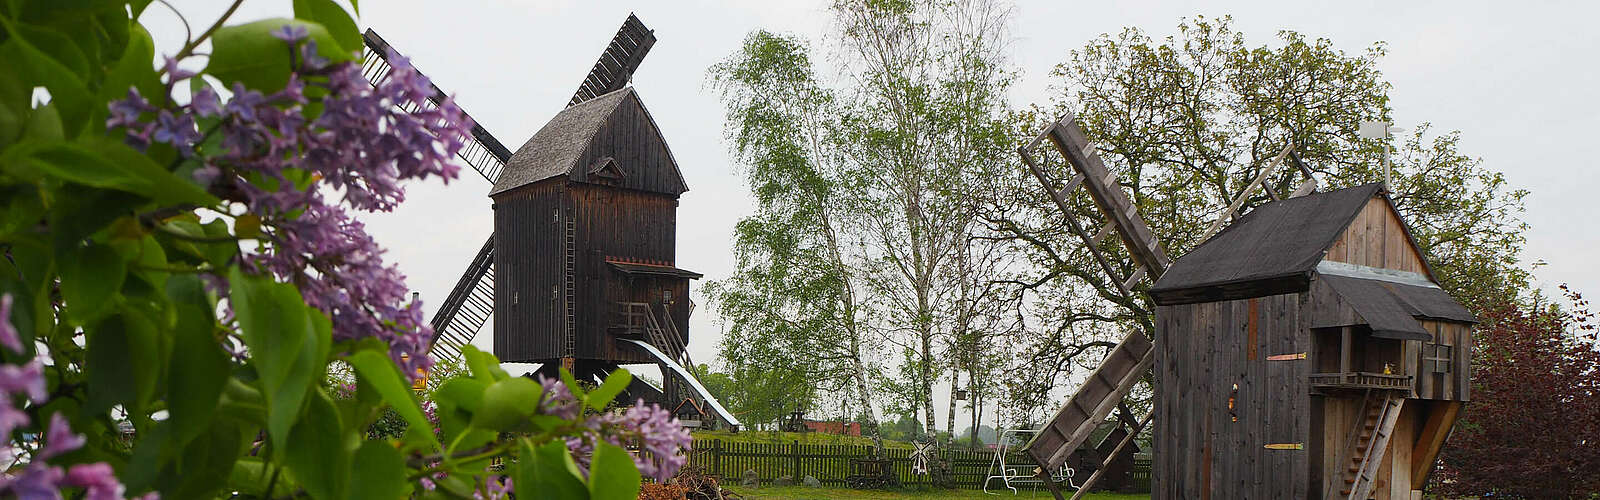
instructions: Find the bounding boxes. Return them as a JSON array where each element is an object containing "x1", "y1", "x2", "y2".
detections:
[{"x1": 1309, "y1": 371, "x2": 1412, "y2": 391}]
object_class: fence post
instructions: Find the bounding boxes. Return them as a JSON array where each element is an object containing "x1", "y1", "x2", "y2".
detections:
[
  {"x1": 712, "y1": 439, "x2": 722, "y2": 478},
  {"x1": 791, "y1": 440, "x2": 801, "y2": 480}
]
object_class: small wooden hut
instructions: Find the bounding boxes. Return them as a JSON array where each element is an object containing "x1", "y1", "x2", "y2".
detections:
[{"x1": 1146, "y1": 183, "x2": 1474, "y2": 500}]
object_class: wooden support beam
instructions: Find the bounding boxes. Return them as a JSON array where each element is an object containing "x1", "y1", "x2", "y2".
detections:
[
  {"x1": 1410, "y1": 401, "x2": 1461, "y2": 483},
  {"x1": 1122, "y1": 266, "x2": 1147, "y2": 292},
  {"x1": 1291, "y1": 177, "x2": 1319, "y2": 198},
  {"x1": 1037, "y1": 467, "x2": 1068, "y2": 500},
  {"x1": 1091, "y1": 220, "x2": 1117, "y2": 246}
]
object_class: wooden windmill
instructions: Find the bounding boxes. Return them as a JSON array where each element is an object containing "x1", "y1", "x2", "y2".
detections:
[
  {"x1": 1018, "y1": 113, "x2": 1472, "y2": 500},
  {"x1": 360, "y1": 15, "x2": 740, "y2": 430}
]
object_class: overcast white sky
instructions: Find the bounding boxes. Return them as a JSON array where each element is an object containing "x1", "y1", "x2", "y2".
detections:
[{"x1": 146, "y1": 1, "x2": 1598, "y2": 431}]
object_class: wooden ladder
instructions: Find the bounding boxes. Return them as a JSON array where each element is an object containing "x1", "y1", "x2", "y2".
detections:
[
  {"x1": 562, "y1": 210, "x2": 576, "y2": 358},
  {"x1": 1334, "y1": 393, "x2": 1405, "y2": 500}
]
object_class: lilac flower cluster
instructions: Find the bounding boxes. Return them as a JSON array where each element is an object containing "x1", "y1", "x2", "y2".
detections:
[
  {"x1": 107, "y1": 27, "x2": 473, "y2": 375},
  {"x1": 0, "y1": 296, "x2": 153, "y2": 500},
  {"x1": 554, "y1": 390, "x2": 693, "y2": 483}
]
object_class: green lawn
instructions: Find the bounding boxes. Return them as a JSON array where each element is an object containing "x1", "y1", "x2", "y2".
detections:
[{"x1": 724, "y1": 485, "x2": 1148, "y2": 499}]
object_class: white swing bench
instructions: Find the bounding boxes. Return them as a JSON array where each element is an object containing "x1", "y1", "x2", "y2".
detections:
[{"x1": 983, "y1": 428, "x2": 1078, "y2": 495}]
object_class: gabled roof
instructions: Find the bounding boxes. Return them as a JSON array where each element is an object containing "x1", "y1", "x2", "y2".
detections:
[
  {"x1": 1150, "y1": 184, "x2": 1385, "y2": 305},
  {"x1": 489, "y1": 87, "x2": 687, "y2": 196}
]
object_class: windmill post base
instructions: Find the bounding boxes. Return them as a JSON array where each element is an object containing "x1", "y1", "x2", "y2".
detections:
[{"x1": 1035, "y1": 467, "x2": 1067, "y2": 500}]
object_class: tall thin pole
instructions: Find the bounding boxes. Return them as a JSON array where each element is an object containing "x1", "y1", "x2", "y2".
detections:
[{"x1": 1383, "y1": 136, "x2": 1392, "y2": 188}]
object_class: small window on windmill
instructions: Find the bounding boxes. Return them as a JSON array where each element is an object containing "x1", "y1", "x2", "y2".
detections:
[
  {"x1": 662, "y1": 289, "x2": 673, "y2": 304},
  {"x1": 1424, "y1": 343, "x2": 1453, "y2": 373},
  {"x1": 589, "y1": 156, "x2": 624, "y2": 183}
]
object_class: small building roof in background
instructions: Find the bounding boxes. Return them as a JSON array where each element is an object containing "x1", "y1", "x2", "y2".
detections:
[{"x1": 1150, "y1": 184, "x2": 1384, "y2": 305}]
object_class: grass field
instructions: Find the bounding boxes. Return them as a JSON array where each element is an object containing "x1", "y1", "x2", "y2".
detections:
[{"x1": 724, "y1": 485, "x2": 1148, "y2": 499}]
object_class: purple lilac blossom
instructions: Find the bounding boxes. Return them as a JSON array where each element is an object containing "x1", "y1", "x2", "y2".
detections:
[
  {"x1": 105, "y1": 32, "x2": 471, "y2": 376},
  {"x1": 561, "y1": 398, "x2": 692, "y2": 482},
  {"x1": 535, "y1": 375, "x2": 579, "y2": 420},
  {"x1": 40, "y1": 414, "x2": 84, "y2": 460}
]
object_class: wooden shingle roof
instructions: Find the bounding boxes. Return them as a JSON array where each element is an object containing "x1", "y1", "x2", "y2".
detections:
[
  {"x1": 1150, "y1": 184, "x2": 1385, "y2": 304},
  {"x1": 489, "y1": 87, "x2": 687, "y2": 197}
]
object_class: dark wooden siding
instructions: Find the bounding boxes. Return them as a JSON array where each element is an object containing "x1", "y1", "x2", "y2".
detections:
[
  {"x1": 1153, "y1": 293, "x2": 1309, "y2": 499},
  {"x1": 492, "y1": 179, "x2": 566, "y2": 363},
  {"x1": 568, "y1": 92, "x2": 686, "y2": 196},
  {"x1": 572, "y1": 183, "x2": 680, "y2": 363},
  {"x1": 1415, "y1": 320, "x2": 1471, "y2": 401}
]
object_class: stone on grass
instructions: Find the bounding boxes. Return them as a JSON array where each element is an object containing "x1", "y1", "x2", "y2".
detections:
[
  {"x1": 803, "y1": 475, "x2": 822, "y2": 488},
  {"x1": 741, "y1": 469, "x2": 759, "y2": 488}
]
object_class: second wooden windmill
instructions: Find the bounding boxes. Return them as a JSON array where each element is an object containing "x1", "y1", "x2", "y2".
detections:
[
  {"x1": 360, "y1": 15, "x2": 740, "y2": 430},
  {"x1": 1018, "y1": 113, "x2": 1471, "y2": 499}
]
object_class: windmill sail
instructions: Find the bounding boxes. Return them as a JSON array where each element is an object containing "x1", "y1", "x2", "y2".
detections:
[
  {"x1": 569, "y1": 14, "x2": 656, "y2": 107},
  {"x1": 361, "y1": 29, "x2": 513, "y2": 183},
  {"x1": 361, "y1": 29, "x2": 512, "y2": 364}
]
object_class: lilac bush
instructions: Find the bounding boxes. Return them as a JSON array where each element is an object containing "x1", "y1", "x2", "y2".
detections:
[{"x1": 108, "y1": 33, "x2": 470, "y2": 375}]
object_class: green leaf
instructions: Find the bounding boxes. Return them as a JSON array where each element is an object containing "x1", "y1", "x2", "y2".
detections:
[
  {"x1": 461, "y1": 345, "x2": 508, "y2": 382},
  {"x1": 165, "y1": 275, "x2": 230, "y2": 447},
  {"x1": 0, "y1": 138, "x2": 217, "y2": 206},
  {"x1": 283, "y1": 388, "x2": 348, "y2": 500},
  {"x1": 346, "y1": 349, "x2": 437, "y2": 445},
  {"x1": 516, "y1": 439, "x2": 589, "y2": 500},
  {"x1": 587, "y1": 442, "x2": 642, "y2": 500},
  {"x1": 293, "y1": 0, "x2": 361, "y2": 59},
  {"x1": 432, "y1": 377, "x2": 493, "y2": 449},
  {"x1": 587, "y1": 369, "x2": 632, "y2": 411},
  {"x1": 349, "y1": 440, "x2": 409, "y2": 500},
  {"x1": 86, "y1": 308, "x2": 161, "y2": 413},
  {"x1": 0, "y1": 23, "x2": 93, "y2": 134},
  {"x1": 229, "y1": 268, "x2": 330, "y2": 452},
  {"x1": 472, "y1": 377, "x2": 540, "y2": 431},
  {"x1": 166, "y1": 418, "x2": 249, "y2": 499},
  {"x1": 207, "y1": 18, "x2": 352, "y2": 93},
  {"x1": 59, "y1": 243, "x2": 123, "y2": 324}
]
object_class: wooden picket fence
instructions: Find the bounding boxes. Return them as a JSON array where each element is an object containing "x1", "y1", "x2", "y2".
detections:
[{"x1": 684, "y1": 439, "x2": 1150, "y2": 491}]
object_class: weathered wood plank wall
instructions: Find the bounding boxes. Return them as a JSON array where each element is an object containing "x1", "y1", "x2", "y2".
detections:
[
  {"x1": 1324, "y1": 198, "x2": 1429, "y2": 277},
  {"x1": 1153, "y1": 292, "x2": 1307, "y2": 499}
]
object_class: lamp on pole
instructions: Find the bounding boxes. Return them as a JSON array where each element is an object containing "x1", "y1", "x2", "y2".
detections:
[{"x1": 1359, "y1": 121, "x2": 1406, "y2": 188}]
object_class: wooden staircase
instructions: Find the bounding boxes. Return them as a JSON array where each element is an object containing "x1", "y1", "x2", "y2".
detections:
[{"x1": 1332, "y1": 393, "x2": 1405, "y2": 500}]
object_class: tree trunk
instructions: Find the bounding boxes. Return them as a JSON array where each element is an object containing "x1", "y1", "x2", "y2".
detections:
[
  {"x1": 850, "y1": 355, "x2": 885, "y2": 456},
  {"x1": 945, "y1": 368, "x2": 959, "y2": 439}
]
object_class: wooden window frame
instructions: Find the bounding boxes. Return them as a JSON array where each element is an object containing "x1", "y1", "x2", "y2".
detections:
[{"x1": 1423, "y1": 343, "x2": 1453, "y2": 374}]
